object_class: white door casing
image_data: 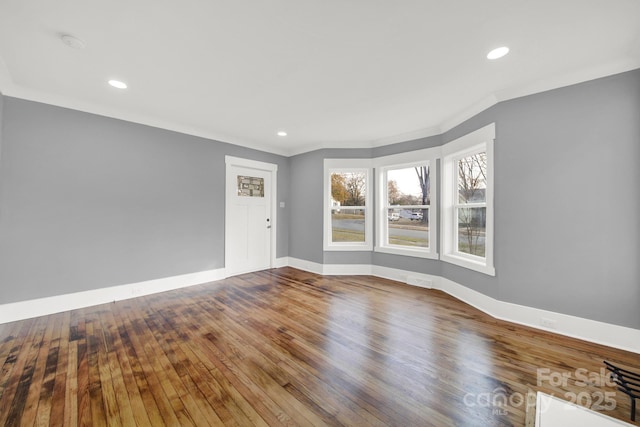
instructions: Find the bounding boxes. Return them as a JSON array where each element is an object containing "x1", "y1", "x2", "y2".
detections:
[{"x1": 225, "y1": 156, "x2": 277, "y2": 277}]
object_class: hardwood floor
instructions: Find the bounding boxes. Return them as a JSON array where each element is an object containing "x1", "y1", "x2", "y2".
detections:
[{"x1": 0, "y1": 267, "x2": 637, "y2": 426}]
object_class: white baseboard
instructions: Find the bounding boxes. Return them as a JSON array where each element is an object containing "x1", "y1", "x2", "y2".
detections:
[
  {"x1": 287, "y1": 257, "x2": 640, "y2": 354},
  {"x1": 286, "y1": 258, "x2": 374, "y2": 276},
  {"x1": 437, "y1": 277, "x2": 640, "y2": 354},
  {"x1": 0, "y1": 268, "x2": 226, "y2": 324},
  {"x1": 323, "y1": 264, "x2": 372, "y2": 275},
  {"x1": 274, "y1": 257, "x2": 290, "y2": 268},
  {"x1": 4, "y1": 258, "x2": 638, "y2": 354},
  {"x1": 287, "y1": 257, "x2": 325, "y2": 275},
  {"x1": 372, "y1": 265, "x2": 438, "y2": 289}
]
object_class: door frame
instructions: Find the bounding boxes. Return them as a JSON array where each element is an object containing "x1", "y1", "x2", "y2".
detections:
[{"x1": 224, "y1": 155, "x2": 278, "y2": 277}]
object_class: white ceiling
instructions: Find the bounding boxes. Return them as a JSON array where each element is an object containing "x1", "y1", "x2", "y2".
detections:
[{"x1": 0, "y1": 1, "x2": 638, "y2": 156}]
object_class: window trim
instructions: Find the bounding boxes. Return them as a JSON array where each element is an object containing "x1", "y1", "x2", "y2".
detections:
[
  {"x1": 323, "y1": 159, "x2": 373, "y2": 251},
  {"x1": 440, "y1": 123, "x2": 495, "y2": 275},
  {"x1": 373, "y1": 148, "x2": 439, "y2": 259}
]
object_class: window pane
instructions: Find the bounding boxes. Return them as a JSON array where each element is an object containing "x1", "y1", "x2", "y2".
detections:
[
  {"x1": 331, "y1": 172, "x2": 366, "y2": 207},
  {"x1": 387, "y1": 165, "x2": 430, "y2": 206},
  {"x1": 388, "y1": 208, "x2": 429, "y2": 248},
  {"x1": 332, "y1": 208, "x2": 365, "y2": 242},
  {"x1": 458, "y1": 153, "x2": 486, "y2": 203},
  {"x1": 237, "y1": 175, "x2": 264, "y2": 197},
  {"x1": 457, "y1": 207, "x2": 486, "y2": 257}
]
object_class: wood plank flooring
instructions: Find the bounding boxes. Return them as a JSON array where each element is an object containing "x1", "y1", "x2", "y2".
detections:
[{"x1": 0, "y1": 267, "x2": 638, "y2": 426}]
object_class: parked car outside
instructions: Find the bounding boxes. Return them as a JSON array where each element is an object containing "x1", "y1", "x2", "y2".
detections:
[{"x1": 399, "y1": 209, "x2": 423, "y2": 221}]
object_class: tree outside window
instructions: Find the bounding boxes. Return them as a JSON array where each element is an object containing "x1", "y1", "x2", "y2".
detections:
[
  {"x1": 456, "y1": 152, "x2": 487, "y2": 257},
  {"x1": 330, "y1": 171, "x2": 367, "y2": 242}
]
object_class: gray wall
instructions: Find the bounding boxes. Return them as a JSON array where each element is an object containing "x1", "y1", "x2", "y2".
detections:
[
  {"x1": 289, "y1": 147, "x2": 374, "y2": 265},
  {"x1": 0, "y1": 98, "x2": 289, "y2": 304},
  {"x1": 288, "y1": 68, "x2": 640, "y2": 329},
  {"x1": 1, "y1": 69, "x2": 638, "y2": 329},
  {"x1": 489, "y1": 70, "x2": 639, "y2": 327},
  {"x1": 288, "y1": 150, "x2": 324, "y2": 264},
  {"x1": 0, "y1": 93, "x2": 4, "y2": 242},
  {"x1": 438, "y1": 69, "x2": 640, "y2": 327}
]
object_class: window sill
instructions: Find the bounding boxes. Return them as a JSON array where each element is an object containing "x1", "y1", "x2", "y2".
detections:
[
  {"x1": 441, "y1": 253, "x2": 495, "y2": 276},
  {"x1": 375, "y1": 245, "x2": 439, "y2": 260}
]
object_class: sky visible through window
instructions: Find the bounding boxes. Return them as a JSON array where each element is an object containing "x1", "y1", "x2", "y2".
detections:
[{"x1": 387, "y1": 167, "x2": 423, "y2": 200}]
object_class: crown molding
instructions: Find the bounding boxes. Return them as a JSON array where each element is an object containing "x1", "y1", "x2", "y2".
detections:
[{"x1": 2, "y1": 59, "x2": 638, "y2": 158}]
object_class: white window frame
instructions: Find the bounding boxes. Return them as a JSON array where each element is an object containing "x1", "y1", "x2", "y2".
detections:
[
  {"x1": 441, "y1": 123, "x2": 495, "y2": 275},
  {"x1": 374, "y1": 148, "x2": 439, "y2": 259},
  {"x1": 323, "y1": 159, "x2": 373, "y2": 251}
]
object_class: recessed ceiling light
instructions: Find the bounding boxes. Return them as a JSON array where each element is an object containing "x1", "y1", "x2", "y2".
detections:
[
  {"x1": 277, "y1": 131, "x2": 287, "y2": 137},
  {"x1": 108, "y1": 79, "x2": 127, "y2": 89},
  {"x1": 487, "y1": 46, "x2": 509, "y2": 60}
]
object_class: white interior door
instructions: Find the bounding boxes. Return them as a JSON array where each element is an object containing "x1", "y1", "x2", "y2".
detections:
[{"x1": 225, "y1": 157, "x2": 277, "y2": 277}]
